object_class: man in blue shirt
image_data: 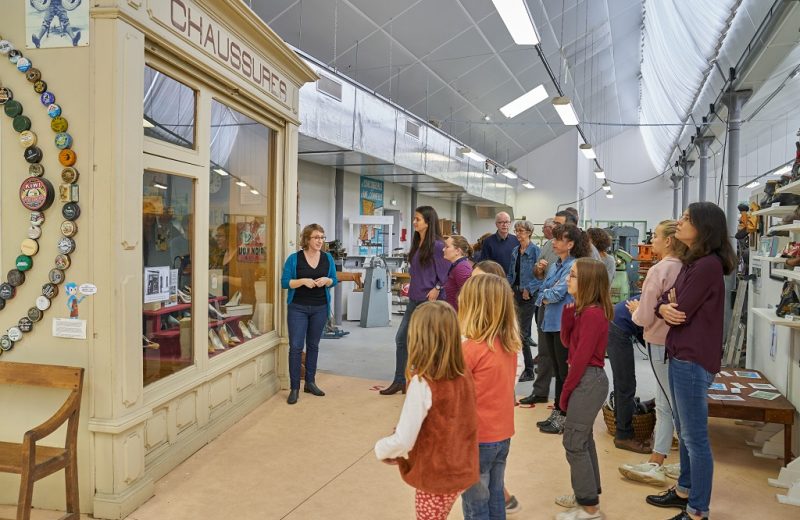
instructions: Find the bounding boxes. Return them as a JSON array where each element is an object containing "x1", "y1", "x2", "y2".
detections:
[{"x1": 480, "y1": 211, "x2": 519, "y2": 276}]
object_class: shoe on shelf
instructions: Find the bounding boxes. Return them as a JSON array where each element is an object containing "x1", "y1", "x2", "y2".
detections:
[
  {"x1": 645, "y1": 487, "x2": 688, "y2": 509},
  {"x1": 540, "y1": 413, "x2": 565, "y2": 434},
  {"x1": 555, "y1": 506, "x2": 604, "y2": 520},
  {"x1": 505, "y1": 495, "x2": 521, "y2": 515},
  {"x1": 142, "y1": 335, "x2": 160, "y2": 350},
  {"x1": 224, "y1": 324, "x2": 242, "y2": 343},
  {"x1": 618, "y1": 462, "x2": 666, "y2": 485},
  {"x1": 555, "y1": 494, "x2": 577, "y2": 508},
  {"x1": 287, "y1": 389, "x2": 299, "y2": 405},
  {"x1": 520, "y1": 393, "x2": 548, "y2": 405},
  {"x1": 208, "y1": 330, "x2": 226, "y2": 351},
  {"x1": 304, "y1": 382, "x2": 325, "y2": 396},
  {"x1": 614, "y1": 437, "x2": 652, "y2": 454},
  {"x1": 246, "y1": 320, "x2": 262, "y2": 336},
  {"x1": 518, "y1": 369, "x2": 535, "y2": 382},
  {"x1": 177, "y1": 289, "x2": 191, "y2": 303},
  {"x1": 663, "y1": 463, "x2": 680, "y2": 480},
  {"x1": 240, "y1": 323, "x2": 253, "y2": 340},
  {"x1": 537, "y1": 410, "x2": 559, "y2": 428},
  {"x1": 379, "y1": 381, "x2": 406, "y2": 395},
  {"x1": 228, "y1": 290, "x2": 242, "y2": 306},
  {"x1": 666, "y1": 512, "x2": 706, "y2": 520}
]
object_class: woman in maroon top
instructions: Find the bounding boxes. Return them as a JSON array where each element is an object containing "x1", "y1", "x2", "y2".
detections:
[
  {"x1": 442, "y1": 235, "x2": 473, "y2": 311},
  {"x1": 646, "y1": 202, "x2": 736, "y2": 520}
]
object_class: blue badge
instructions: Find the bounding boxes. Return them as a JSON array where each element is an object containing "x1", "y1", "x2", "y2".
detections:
[
  {"x1": 16, "y1": 57, "x2": 31, "y2": 72},
  {"x1": 40, "y1": 91, "x2": 55, "y2": 105},
  {"x1": 55, "y1": 132, "x2": 73, "y2": 150},
  {"x1": 47, "y1": 103, "x2": 62, "y2": 118}
]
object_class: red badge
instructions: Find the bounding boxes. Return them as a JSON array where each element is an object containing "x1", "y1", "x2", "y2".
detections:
[{"x1": 19, "y1": 177, "x2": 54, "y2": 211}]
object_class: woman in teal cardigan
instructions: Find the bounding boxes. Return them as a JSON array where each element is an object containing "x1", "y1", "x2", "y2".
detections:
[{"x1": 281, "y1": 224, "x2": 338, "y2": 405}]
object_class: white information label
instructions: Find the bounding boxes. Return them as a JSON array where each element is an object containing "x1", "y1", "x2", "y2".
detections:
[
  {"x1": 52, "y1": 318, "x2": 87, "y2": 340},
  {"x1": 79, "y1": 283, "x2": 97, "y2": 295}
]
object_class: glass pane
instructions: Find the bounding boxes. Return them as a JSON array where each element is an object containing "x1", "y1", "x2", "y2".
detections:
[
  {"x1": 143, "y1": 65, "x2": 196, "y2": 149},
  {"x1": 208, "y1": 99, "x2": 274, "y2": 357},
  {"x1": 143, "y1": 171, "x2": 194, "y2": 385}
]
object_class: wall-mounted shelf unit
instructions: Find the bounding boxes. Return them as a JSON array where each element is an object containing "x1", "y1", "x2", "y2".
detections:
[
  {"x1": 768, "y1": 223, "x2": 800, "y2": 234},
  {"x1": 752, "y1": 255, "x2": 788, "y2": 264},
  {"x1": 776, "y1": 178, "x2": 800, "y2": 195},
  {"x1": 773, "y1": 268, "x2": 800, "y2": 281},
  {"x1": 753, "y1": 205, "x2": 797, "y2": 217},
  {"x1": 752, "y1": 307, "x2": 800, "y2": 329}
]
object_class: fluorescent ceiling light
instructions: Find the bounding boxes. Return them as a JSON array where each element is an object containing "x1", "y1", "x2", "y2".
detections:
[
  {"x1": 602, "y1": 182, "x2": 611, "y2": 191},
  {"x1": 579, "y1": 143, "x2": 596, "y2": 160},
  {"x1": 745, "y1": 181, "x2": 760, "y2": 188},
  {"x1": 500, "y1": 85, "x2": 548, "y2": 118},
  {"x1": 552, "y1": 96, "x2": 579, "y2": 125},
  {"x1": 143, "y1": 118, "x2": 154, "y2": 128},
  {"x1": 214, "y1": 168, "x2": 229, "y2": 176},
  {"x1": 249, "y1": 189, "x2": 260, "y2": 195},
  {"x1": 501, "y1": 170, "x2": 518, "y2": 179},
  {"x1": 594, "y1": 168, "x2": 606, "y2": 179},
  {"x1": 153, "y1": 182, "x2": 167, "y2": 190},
  {"x1": 235, "y1": 180, "x2": 247, "y2": 187},
  {"x1": 522, "y1": 182, "x2": 535, "y2": 189},
  {"x1": 773, "y1": 164, "x2": 792, "y2": 176},
  {"x1": 491, "y1": 0, "x2": 539, "y2": 45},
  {"x1": 605, "y1": 192, "x2": 614, "y2": 199},
  {"x1": 458, "y1": 146, "x2": 485, "y2": 163}
]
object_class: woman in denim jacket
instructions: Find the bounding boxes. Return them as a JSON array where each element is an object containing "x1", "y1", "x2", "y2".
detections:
[
  {"x1": 507, "y1": 220, "x2": 542, "y2": 382},
  {"x1": 533, "y1": 224, "x2": 591, "y2": 434}
]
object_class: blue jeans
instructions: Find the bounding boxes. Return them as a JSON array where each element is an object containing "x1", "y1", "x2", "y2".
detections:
[
  {"x1": 669, "y1": 357, "x2": 715, "y2": 518},
  {"x1": 462, "y1": 439, "x2": 510, "y2": 520},
  {"x1": 287, "y1": 303, "x2": 328, "y2": 389},
  {"x1": 393, "y1": 299, "x2": 423, "y2": 384}
]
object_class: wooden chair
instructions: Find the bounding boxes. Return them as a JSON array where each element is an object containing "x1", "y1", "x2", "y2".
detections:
[{"x1": 0, "y1": 362, "x2": 84, "y2": 520}]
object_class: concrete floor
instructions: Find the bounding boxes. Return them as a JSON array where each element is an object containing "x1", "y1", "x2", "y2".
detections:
[{"x1": 4, "y1": 321, "x2": 796, "y2": 519}]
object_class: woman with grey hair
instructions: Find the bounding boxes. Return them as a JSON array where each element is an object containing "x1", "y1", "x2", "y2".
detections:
[{"x1": 507, "y1": 220, "x2": 542, "y2": 382}]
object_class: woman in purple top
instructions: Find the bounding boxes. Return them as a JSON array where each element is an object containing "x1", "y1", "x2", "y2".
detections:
[
  {"x1": 645, "y1": 202, "x2": 735, "y2": 520},
  {"x1": 442, "y1": 234, "x2": 473, "y2": 311},
  {"x1": 380, "y1": 206, "x2": 451, "y2": 396}
]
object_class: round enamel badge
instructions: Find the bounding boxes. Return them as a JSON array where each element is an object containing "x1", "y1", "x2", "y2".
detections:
[{"x1": 19, "y1": 177, "x2": 54, "y2": 211}]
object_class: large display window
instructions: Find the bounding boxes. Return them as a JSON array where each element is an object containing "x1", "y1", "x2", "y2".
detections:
[
  {"x1": 207, "y1": 99, "x2": 276, "y2": 356},
  {"x1": 143, "y1": 65, "x2": 196, "y2": 149}
]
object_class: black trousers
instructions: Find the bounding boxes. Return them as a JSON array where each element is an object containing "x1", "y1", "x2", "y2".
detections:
[
  {"x1": 514, "y1": 289, "x2": 536, "y2": 371},
  {"x1": 606, "y1": 323, "x2": 637, "y2": 440},
  {"x1": 539, "y1": 330, "x2": 569, "y2": 411}
]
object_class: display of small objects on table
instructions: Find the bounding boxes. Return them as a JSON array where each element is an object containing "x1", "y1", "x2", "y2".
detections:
[{"x1": 0, "y1": 35, "x2": 82, "y2": 354}]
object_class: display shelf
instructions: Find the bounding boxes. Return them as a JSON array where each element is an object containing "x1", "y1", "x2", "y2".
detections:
[
  {"x1": 752, "y1": 307, "x2": 800, "y2": 329},
  {"x1": 776, "y1": 178, "x2": 800, "y2": 195},
  {"x1": 772, "y1": 268, "x2": 800, "y2": 281},
  {"x1": 143, "y1": 296, "x2": 227, "y2": 316},
  {"x1": 753, "y1": 205, "x2": 798, "y2": 217},
  {"x1": 768, "y1": 223, "x2": 800, "y2": 234},
  {"x1": 752, "y1": 255, "x2": 788, "y2": 264}
]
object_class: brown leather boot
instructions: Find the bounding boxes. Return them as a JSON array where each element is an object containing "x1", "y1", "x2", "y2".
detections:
[
  {"x1": 379, "y1": 381, "x2": 406, "y2": 395},
  {"x1": 614, "y1": 437, "x2": 652, "y2": 454}
]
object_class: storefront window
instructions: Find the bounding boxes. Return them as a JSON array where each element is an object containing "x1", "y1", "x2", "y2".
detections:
[
  {"x1": 143, "y1": 65, "x2": 196, "y2": 149},
  {"x1": 142, "y1": 172, "x2": 195, "y2": 385},
  {"x1": 207, "y1": 99, "x2": 275, "y2": 356}
]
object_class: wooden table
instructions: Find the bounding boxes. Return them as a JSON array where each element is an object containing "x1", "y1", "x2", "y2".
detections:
[{"x1": 707, "y1": 369, "x2": 795, "y2": 462}]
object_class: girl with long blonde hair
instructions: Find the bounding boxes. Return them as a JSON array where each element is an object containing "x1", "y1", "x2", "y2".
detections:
[
  {"x1": 375, "y1": 301, "x2": 479, "y2": 520},
  {"x1": 457, "y1": 274, "x2": 521, "y2": 518}
]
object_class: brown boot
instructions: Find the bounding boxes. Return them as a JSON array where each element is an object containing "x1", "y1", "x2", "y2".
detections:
[
  {"x1": 614, "y1": 437, "x2": 652, "y2": 454},
  {"x1": 379, "y1": 381, "x2": 406, "y2": 395}
]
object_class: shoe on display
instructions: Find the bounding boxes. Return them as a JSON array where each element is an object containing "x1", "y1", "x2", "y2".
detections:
[
  {"x1": 224, "y1": 324, "x2": 242, "y2": 343},
  {"x1": 505, "y1": 495, "x2": 521, "y2": 515},
  {"x1": 165, "y1": 315, "x2": 181, "y2": 328},
  {"x1": 618, "y1": 462, "x2": 666, "y2": 485},
  {"x1": 518, "y1": 368, "x2": 535, "y2": 382},
  {"x1": 304, "y1": 382, "x2": 325, "y2": 396},
  {"x1": 645, "y1": 487, "x2": 688, "y2": 509},
  {"x1": 246, "y1": 320, "x2": 261, "y2": 336},
  {"x1": 228, "y1": 291, "x2": 242, "y2": 305},
  {"x1": 555, "y1": 494, "x2": 577, "y2": 508},
  {"x1": 178, "y1": 290, "x2": 191, "y2": 303},
  {"x1": 614, "y1": 437, "x2": 652, "y2": 454},
  {"x1": 240, "y1": 323, "x2": 253, "y2": 340},
  {"x1": 520, "y1": 393, "x2": 548, "y2": 405},
  {"x1": 287, "y1": 389, "x2": 299, "y2": 405},
  {"x1": 142, "y1": 335, "x2": 160, "y2": 349},
  {"x1": 663, "y1": 463, "x2": 680, "y2": 480},
  {"x1": 537, "y1": 410, "x2": 559, "y2": 428},
  {"x1": 555, "y1": 506, "x2": 604, "y2": 520},
  {"x1": 540, "y1": 413, "x2": 565, "y2": 434},
  {"x1": 208, "y1": 329, "x2": 226, "y2": 351}
]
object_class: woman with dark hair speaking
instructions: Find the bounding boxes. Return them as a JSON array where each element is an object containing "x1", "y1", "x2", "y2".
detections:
[
  {"x1": 380, "y1": 206, "x2": 451, "y2": 396},
  {"x1": 645, "y1": 202, "x2": 736, "y2": 520}
]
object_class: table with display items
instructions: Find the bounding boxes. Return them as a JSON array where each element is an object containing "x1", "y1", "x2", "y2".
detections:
[{"x1": 707, "y1": 369, "x2": 795, "y2": 463}]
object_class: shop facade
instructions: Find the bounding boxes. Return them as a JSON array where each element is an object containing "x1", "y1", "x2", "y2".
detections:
[{"x1": 0, "y1": 1, "x2": 314, "y2": 517}]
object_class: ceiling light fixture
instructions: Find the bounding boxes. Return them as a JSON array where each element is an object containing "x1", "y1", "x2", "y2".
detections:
[
  {"x1": 602, "y1": 181, "x2": 611, "y2": 191},
  {"x1": 594, "y1": 168, "x2": 606, "y2": 179},
  {"x1": 458, "y1": 146, "x2": 485, "y2": 163},
  {"x1": 214, "y1": 168, "x2": 229, "y2": 176},
  {"x1": 522, "y1": 182, "x2": 535, "y2": 189},
  {"x1": 500, "y1": 84, "x2": 548, "y2": 118},
  {"x1": 153, "y1": 182, "x2": 168, "y2": 190},
  {"x1": 235, "y1": 180, "x2": 247, "y2": 187},
  {"x1": 501, "y1": 170, "x2": 518, "y2": 179},
  {"x1": 552, "y1": 96, "x2": 579, "y2": 125},
  {"x1": 249, "y1": 188, "x2": 260, "y2": 195},
  {"x1": 773, "y1": 164, "x2": 792, "y2": 176},
  {"x1": 491, "y1": 0, "x2": 540, "y2": 45},
  {"x1": 579, "y1": 143, "x2": 596, "y2": 160},
  {"x1": 605, "y1": 192, "x2": 614, "y2": 199},
  {"x1": 745, "y1": 181, "x2": 760, "y2": 188},
  {"x1": 143, "y1": 118, "x2": 154, "y2": 128},
  {"x1": 483, "y1": 115, "x2": 491, "y2": 122}
]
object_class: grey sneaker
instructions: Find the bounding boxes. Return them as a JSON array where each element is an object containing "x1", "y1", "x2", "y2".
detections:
[
  {"x1": 663, "y1": 463, "x2": 680, "y2": 480},
  {"x1": 618, "y1": 461, "x2": 666, "y2": 485},
  {"x1": 505, "y1": 495, "x2": 521, "y2": 515},
  {"x1": 555, "y1": 494, "x2": 577, "y2": 508}
]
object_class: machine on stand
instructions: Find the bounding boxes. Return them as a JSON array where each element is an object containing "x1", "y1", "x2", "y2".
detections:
[
  {"x1": 605, "y1": 226, "x2": 641, "y2": 304},
  {"x1": 360, "y1": 256, "x2": 391, "y2": 328}
]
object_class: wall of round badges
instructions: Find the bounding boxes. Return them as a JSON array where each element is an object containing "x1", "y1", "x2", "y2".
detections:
[{"x1": 0, "y1": 36, "x2": 81, "y2": 354}]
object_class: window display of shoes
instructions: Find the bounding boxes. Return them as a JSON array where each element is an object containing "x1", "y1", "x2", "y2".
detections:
[
  {"x1": 228, "y1": 290, "x2": 242, "y2": 306},
  {"x1": 208, "y1": 329, "x2": 226, "y2": 351},
  {"x1": 224, "y1": 324, "x2": 242, "y2": 343},
  {"x1": 246, "y1": 320, "x2": 261, "y2": 336},
  {"x1": 240, "y1": 323, "x2": 253, "y2": 340},
  {"x1": 618, "y1": 461, "x2": 666, "y2": 485}
]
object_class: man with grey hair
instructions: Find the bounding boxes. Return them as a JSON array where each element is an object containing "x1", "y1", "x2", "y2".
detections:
[
  {"x1": 539, "y1": 218, "x2": 558, "y2": 266},
  {"x1": 481, "y1": 211, "x2": 519, "y2": 276}
]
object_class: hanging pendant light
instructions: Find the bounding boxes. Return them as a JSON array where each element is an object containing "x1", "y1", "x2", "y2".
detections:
[{"x1": 552, "y1": 96, "x2": 579, "y2": 125}]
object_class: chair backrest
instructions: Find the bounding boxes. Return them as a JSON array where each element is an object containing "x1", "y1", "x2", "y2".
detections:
[{"x1": 0, "y1": 361, "x2": 83, "y2": 391}]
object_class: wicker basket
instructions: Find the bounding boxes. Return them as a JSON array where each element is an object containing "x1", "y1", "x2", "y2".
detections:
[{"x1": 602, "y1": 404, "x2": 656, "y2": 444}]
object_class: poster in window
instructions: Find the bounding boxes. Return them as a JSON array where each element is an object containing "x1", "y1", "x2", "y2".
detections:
[
  {"x1": 237, "y1": 218, "x2": 266, "y2": 264},
  {"x1": 143, "y1": 266, "x2": 171, "y2": 304},
  {"x1": 26, "y1": 0, "x2": 90, "y2": 49},
  {"x1": 359, "y1": 177, "x2": 384, "y2": 255}
]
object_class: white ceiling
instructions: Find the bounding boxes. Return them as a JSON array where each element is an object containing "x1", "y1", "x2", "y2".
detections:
[{"x1": 250, "y1": 0, "x2": 644, "y2": 164}]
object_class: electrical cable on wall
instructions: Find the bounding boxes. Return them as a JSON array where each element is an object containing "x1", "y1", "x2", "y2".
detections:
[{"x1": 557, "y1": 186, "x2": 605, "y2": 211}]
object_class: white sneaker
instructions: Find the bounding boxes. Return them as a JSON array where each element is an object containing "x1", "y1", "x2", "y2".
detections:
[
  {"x1": 664, "y1": 463, "x2": 680, "y2": 480},
  {"x1": 555, "y1": 506, "x2": 603, "y2": 520},
  {"x1": 555, "y1": 494, "x2": 577, "y2": 508},
  {"x1": 618, "y1": 461, "x2": 666, "y2": 486}
]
